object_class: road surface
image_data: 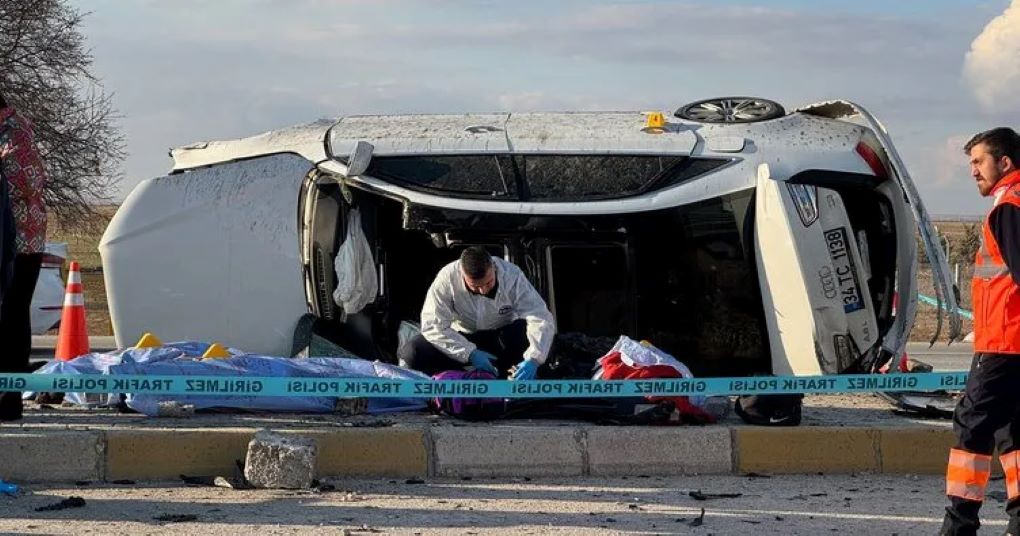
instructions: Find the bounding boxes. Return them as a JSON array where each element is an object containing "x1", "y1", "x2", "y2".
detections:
[
  {"x1": 906, "y1": 341, "x2": 973, "y2": 371},
  {"x1": 0, "y1": 474, "x2": 1002, "y2": 535}
]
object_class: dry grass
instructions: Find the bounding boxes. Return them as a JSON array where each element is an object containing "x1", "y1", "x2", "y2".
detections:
[
  {"x1": 913, "y1": 266, "x2": 973, "y2": 343},
  {"x1": 912, "y1": 220, "x2": 978, "y2": 343},
  {"x1": 45, "y1": 207, "x2": 115, "y2": 336},
  {"x1": 47, "y1": 205, "x2": 116, "y2": 272}
]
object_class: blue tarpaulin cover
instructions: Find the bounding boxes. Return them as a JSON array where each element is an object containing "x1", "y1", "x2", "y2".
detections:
[{"x1": 30, "y1": 342, "x2": 429, "y2": 416}]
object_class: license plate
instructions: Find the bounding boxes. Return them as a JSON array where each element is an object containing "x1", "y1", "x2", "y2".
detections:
[{"x1": 824, "y1": 227, "x2": 864, "y2": 313}]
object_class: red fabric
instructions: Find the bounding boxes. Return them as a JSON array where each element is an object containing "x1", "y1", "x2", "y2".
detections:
[
  {"x1": 973, "y1": 170, "x2": 1020, "y2": 353},
  {"x1": 599, "y1": 351, "x2": 715, "y2": 424},
  {"x1": 0, "y1": 107, "x2": 48, "y2": 254}
]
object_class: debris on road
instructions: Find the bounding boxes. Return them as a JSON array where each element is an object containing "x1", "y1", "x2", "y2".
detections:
[
  {"x1": 0, "y1": 480, "x2": 19, "y2": 496},
  {"x1": 689, "y1": 490, "x2": 742, "y2": 501},
  {"x1": 690, "y1": 508, "x2": 706, "y2": 527},
  {"x1": 180, "y1": 459, "x2": 252, "y2": 490},
  {"x1": 342, "y1": 525, "x2": 383, "y2": 535},
  {"x1": 156, "y1": 401, "x2": 195, "y2": 417},
  {"x1": 153, "y1": 513, "x2": 199, "y2": 523},
  {"x1": 335, "y1": 397, "x2": 369, "y2": 416},
  {"x1": 179, "y1": 474, "x2": 251, "y2": 490},
  {"x1": 34, "y1": 496, "x2": 86, "y2": 512}
]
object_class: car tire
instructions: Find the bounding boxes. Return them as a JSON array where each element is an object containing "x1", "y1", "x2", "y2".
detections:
[{"x1": 674, "y1": 97, "x2": 785, "y2": 124}]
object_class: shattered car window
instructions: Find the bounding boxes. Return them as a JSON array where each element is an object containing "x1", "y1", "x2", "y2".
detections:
[
  {"x1": 523, "y1": 155, "x2": 684, "y2": 201},
  {"x1": 365, "y1": 155, "x2": 513, "y2": 197}
]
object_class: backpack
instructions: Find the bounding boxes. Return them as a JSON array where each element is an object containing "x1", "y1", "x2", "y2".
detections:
[
  {"x1": 430, "y1": 370, "x2": 506, "y2": 421},
  {"x1": 734, "y1": 394, "x2": 803, "y2": 426}
]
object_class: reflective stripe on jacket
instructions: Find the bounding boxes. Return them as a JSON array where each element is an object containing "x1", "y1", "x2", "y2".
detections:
[{"x1": 973, "y1": 170, "x2": 1020, "y2": 353}]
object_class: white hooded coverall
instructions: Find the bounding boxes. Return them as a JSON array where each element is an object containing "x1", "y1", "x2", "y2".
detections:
[{"x1": 420, "y1": 257, "x2": 556, "y2": 364}]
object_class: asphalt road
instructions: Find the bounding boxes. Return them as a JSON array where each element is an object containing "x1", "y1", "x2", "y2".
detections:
[
  {"x1": 0, "y1": 475, "x2": 1000, "y2": 535},
  {"x1": 905, "y1": 341, "x2": 973, "y2": 371}
]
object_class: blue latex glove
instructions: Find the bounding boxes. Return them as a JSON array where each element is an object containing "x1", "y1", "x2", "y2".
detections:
[
  {"x1": 468, "y1": 349, "x2": 498, "y2": 375},
  {"x1": 511, "y1": 358, "x2": 539, "y2": 381}
]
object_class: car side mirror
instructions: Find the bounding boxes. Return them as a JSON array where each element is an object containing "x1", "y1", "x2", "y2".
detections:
[{"x1": 346, "y1": 141, "x2": 374, "y2": 176}]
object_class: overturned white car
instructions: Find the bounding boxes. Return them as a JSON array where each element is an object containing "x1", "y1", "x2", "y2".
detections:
[{"x1": 100, "y1": 97, "x2": 960, "y2": 377}]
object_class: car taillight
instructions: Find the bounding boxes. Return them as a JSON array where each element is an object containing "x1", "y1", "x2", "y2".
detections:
[
  {"x1": 40, "y1": 253, "x2": 65, "y2": 269},
  {"x1": 855, "y1": 142, "x2": 889, "y2": 179}
]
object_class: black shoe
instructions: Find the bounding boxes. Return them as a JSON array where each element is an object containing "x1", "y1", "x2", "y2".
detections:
[{"x1": 0, "y1": 392, "x2": 23, "y2": 422}]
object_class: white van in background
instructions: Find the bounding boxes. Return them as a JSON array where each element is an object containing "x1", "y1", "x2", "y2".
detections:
[{"x1": 99, "y1": 97, "x2": 961, "y2": 377}]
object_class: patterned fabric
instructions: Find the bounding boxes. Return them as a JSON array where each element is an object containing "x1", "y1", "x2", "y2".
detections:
[{"x1": 0, "y1": 107, "x2": 47, "y2": 254}]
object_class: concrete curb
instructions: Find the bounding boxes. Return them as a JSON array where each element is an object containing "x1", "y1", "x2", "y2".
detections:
[{"x1": 0, "y1": 425, "x2": 958, "y2": 483}]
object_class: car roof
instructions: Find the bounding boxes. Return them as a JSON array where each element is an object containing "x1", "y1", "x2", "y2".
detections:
[
  {"x1": 169, "y1": 111, "x2": 715, "y2": 172},
  {"x1": 327, "y1": 112, "x2": 699, "y2": 157},
  {"x1": 168, "y1": 107, "x2": 862, "y2": 172}
]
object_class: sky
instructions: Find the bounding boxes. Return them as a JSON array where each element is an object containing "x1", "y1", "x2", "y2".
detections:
[{"x1": 73, "y1": 0, "x2": 1020, "y2": 216}]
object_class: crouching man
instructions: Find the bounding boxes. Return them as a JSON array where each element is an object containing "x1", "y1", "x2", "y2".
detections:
[{"x1": 398, "y1": 246, "x2": 556, "y2": 380}]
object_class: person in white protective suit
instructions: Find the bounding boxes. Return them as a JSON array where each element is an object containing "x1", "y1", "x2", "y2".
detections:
[{"x1": 398, "y1": 246, "x2": 556, "y2": 380}]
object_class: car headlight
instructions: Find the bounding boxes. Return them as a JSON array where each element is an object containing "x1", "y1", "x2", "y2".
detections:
[{"x1": 787, "y1": 183, "x2": 819, "y2": 226}]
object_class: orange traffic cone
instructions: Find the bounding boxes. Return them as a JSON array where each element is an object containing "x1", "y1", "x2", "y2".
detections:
[{"x1": 54, "y1": 261, "x2": 90, "y2": 361}]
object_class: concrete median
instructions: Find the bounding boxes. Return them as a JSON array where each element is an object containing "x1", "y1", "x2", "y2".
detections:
[{"x1": 0, "y1": 422, "x2": 958, "y2": 483}]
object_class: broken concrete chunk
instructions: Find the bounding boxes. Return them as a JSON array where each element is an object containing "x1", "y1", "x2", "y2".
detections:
[{"x1": 244, "y1": 430, "x2": 317, "y2": 489}]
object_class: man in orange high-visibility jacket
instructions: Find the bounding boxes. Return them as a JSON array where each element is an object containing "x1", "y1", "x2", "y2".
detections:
[{"x1": 942, "y1": 127, "x2": 1020, "y2": 536}]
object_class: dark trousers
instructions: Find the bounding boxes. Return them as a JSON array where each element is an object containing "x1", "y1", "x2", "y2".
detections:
[
  {"x1": 943, "y1": 353, "x2": 1020, "y2": 535},
  {"x1": 398, "y1": 319, "x2": 529, "y2": 377},
  {"x1": 0, "y1": 253, "x2": 42, "y2": 420}
]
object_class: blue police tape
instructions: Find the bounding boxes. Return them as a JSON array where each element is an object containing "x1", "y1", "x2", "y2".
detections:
[
  {"x1": 917, "y1": 292, "x2": 974, "y2": 320},
  {"x1": 0, "y1": 371, "x2": 970, "y2": 399}
]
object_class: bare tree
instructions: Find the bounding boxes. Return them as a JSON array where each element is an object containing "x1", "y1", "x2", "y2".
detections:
[{"x1": 0, "y1": 0, "x2": 123, "y2": 222}]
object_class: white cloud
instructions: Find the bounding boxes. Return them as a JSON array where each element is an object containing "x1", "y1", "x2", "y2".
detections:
[
  {"x1": 964, "y1": 0, "x2": 1020, "y2": 114},
  {"x1": 934, "y1": 134, "x2": 973, "y2": 187},
  {"x1": 75, "y1": 0, "x2": 999, "y2": 214},
  {"x1": 373, "y1": 3, "x2": 951, "y2": 71}
]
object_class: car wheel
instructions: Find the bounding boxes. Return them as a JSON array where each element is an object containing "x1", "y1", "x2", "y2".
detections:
[{"x1": 674, "y1": 97, "x2": 785, "y2": 124}]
